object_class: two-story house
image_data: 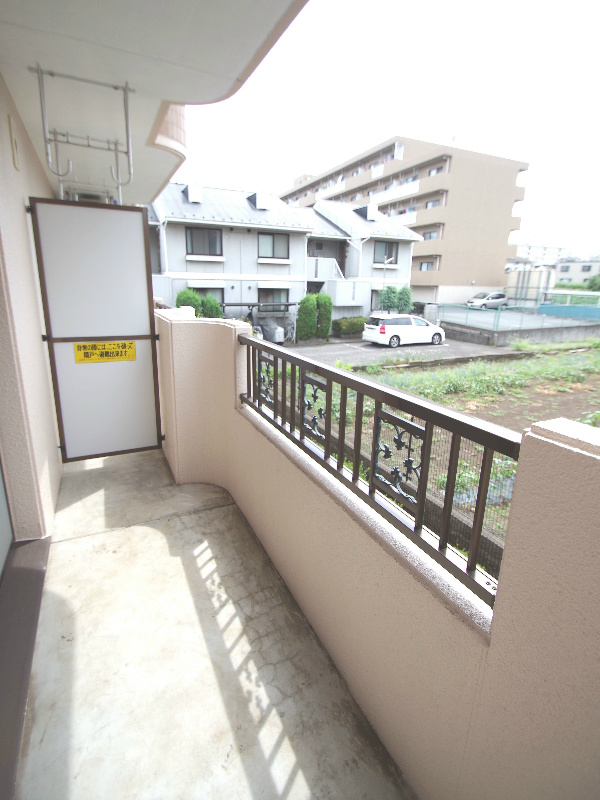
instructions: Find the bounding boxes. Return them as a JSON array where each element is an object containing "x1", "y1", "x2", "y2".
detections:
[{"x1": 150, "y1": 184, "x2": 421, "y2": 322}]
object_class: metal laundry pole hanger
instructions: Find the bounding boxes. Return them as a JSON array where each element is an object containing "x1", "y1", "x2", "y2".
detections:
[{"x1": 29, "y1": 64, "x2": 135, "y2": 203}]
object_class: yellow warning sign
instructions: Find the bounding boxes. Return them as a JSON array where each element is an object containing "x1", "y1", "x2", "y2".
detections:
[{"x1": 74, "y1": 341, "x2": 136, "y2": 363}]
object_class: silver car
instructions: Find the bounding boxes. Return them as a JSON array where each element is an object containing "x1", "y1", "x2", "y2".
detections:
[{"x1": 466, "y1": 292, "x2": 507, "y2": 309}]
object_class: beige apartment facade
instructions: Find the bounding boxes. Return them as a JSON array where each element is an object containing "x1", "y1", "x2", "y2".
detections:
[{"x1": 281, "y1": 137, "x2": 527, "y2": 304}]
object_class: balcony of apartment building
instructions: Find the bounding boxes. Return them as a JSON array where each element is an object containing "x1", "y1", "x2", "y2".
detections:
[
  {"x1": 410, "y1": 255, "x2": 442, "y2": 286},
  {"x1": 5, "y1": 297, "x2": 600, "y2": 800},
  {"x1": 511, "y1": 186, "x2": 526, "y2": 232},
  {"x1": 2, "y1": 11, "x2": 600, "y2": 800},
  {"x1": 411, "y1": 226, "x2": 445, "y2": 258}
]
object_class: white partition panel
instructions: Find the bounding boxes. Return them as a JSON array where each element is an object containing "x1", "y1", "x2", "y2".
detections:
[
  {"x1": 35, "y1": 203, "x2": 150, "y2": 338},
  {"x1": 32, "y1": 200, "x2": 160, "y2": 461},
  {"x1": 53, "y1": 341, "x2": 158, "y2": 458}
]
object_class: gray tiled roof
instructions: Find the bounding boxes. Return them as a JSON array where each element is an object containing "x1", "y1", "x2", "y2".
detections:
[
  {"x1": 314, "y1": 201, "x2": 422, "y2": 242},
  {"x1": 293, "y1": 207, "x2": 348, "y2": 239},
  {"x1": 152, "y1": 184, "x2": 315, "y2": 232},
  {"x1": 150, "y1": 184, "x2": 420, "y2": 243}
]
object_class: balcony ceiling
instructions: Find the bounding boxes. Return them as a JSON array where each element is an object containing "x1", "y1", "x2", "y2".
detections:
[{"x1": 0, "y1": 0, "x2": 307, "y2": 203}]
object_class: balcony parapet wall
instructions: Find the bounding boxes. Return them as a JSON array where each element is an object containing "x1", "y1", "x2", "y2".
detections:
[{"x1": 154, "y1": 311, "x2": 600, "y2": 800}]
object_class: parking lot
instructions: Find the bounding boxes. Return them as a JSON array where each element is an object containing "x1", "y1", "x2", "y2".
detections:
[
  {"x1": 439, "y1": 305, "x2": 598, "y2": 331},
  {"x1": 289, "y1": 337, "x2": 511, "y2": 368}
]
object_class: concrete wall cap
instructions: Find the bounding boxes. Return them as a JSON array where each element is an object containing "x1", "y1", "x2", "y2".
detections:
[{"x1": 530, "y1": 417, "x2": 600, "y2": 457}]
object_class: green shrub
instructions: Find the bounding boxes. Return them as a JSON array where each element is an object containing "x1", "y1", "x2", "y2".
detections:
[
  {"x1": 316, "y1": 293, "x2": 333, "y2": 339},
  {"x1": 555, "y1": 281, "x2": 588, "y2": 290},
  {"x1": 587, "y1": 275, "x2": 600, "y2": 292},
  {"x1": 297, "y1": 293, "x2": 318, "y2": 340},
  {"x1": 380, "y1": 285, "x2": 400, "y2": 312},
  {"x1": 176, "y1": 288, "x2": 202, "y2": 317},
  {"x1": 331, "y1": 316, "x2": 367, "y2": 334},
  {"x1": 200, "y1": 295, "x2": 223, "y2": 318},
  {"x1": 397, "y1": 285, "x2": 413, "y2": 313}
]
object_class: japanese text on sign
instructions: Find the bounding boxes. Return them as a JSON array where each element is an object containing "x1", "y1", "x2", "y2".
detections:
[{"x1": 74, "y1": 341, "x2": 136, "y2": 363}]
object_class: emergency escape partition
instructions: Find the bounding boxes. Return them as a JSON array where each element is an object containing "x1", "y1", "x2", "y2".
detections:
[{"x1": 30, "y1": 199, "x2": 161, "y2": 462}]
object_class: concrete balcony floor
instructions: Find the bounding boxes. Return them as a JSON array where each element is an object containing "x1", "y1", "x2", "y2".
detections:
[{"x1": 16, "y1": 450, "x2": 417, "y2": 800}]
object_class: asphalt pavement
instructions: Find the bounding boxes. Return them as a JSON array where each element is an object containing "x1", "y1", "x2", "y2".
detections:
[{"x1": 287, "y1": 336, "x2": 514, "y2": 368}]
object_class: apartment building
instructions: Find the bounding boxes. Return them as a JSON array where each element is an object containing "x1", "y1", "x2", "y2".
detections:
[
  {"x1": 554, "y1": 257, "x2": 600, "y2": 284},
  {"x1": 281, "y1": 136, "x2": 527, "y2": 304},
  {"x1": 150, "y1": 183, "x2": 420, "y2": 320},
  {"x1": 515, "y1": 243, "x2": 568, "y2": 267}
]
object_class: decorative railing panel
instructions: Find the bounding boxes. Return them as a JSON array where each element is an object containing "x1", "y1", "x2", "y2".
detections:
[{"x1": 238, "y1": 334, "x2": 521, "y2": 606}]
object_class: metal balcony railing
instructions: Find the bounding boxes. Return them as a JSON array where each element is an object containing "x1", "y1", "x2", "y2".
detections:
[{"x1": 238, "y1": 335, "x2": 521, "y2": 606}]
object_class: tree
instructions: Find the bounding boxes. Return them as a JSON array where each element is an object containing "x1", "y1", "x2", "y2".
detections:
[
  {"x1": 316, "y1": 293, "x2": 333, "y2": 340},
  {"x1": 586, "y1": 275, "x2": 600, "y2": 292},
  {"x1": 297, "y1": 293, "x2": 318, "y2": 340},
  {"x1": 397, "y1": 285, "x2": 413, "y2": 313},
  {"x1": 380, "y1": 286, "x2": 400, "y2": 312}
]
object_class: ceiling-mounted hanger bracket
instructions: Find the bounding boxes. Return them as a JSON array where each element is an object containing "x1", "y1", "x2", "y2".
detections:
[{"x1": 29, "y1": 64, "x2": 135, "y2": 202}]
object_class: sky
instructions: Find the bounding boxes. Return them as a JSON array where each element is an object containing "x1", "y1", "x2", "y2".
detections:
[{"x1": 174, "y1": 0, "x2": 600, "y2": 258}]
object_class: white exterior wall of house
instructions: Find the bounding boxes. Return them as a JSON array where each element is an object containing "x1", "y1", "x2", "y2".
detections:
[
  {"x1": 556, "y1": 258, "x2": 600, "y2": 284},
  {"x1": 152, "y1": 223, "x2": 308, "y2": 311},
  {"x1": 156, "y1": 312, "x2": 600, "y2": 800},
  {"x1": 0, "y1": 74, "x2": 62, "y2": 544},
  {"x1": 152, "y1": 195, "x2": 420, "y2": 320}
]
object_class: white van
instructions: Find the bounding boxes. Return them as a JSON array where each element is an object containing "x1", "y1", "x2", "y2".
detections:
[{"x1": 362, "y1": 313, "x2": 445, "y2": 348}]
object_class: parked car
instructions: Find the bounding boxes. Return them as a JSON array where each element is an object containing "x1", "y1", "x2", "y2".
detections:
[
  {"x1": 466, "y1": 292, "x2": 507, "y2": 309},
  {"x1": 362, "y1": 314, "x2": 445, "y2": 348}
]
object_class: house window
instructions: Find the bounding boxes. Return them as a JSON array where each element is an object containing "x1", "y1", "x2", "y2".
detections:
[
  {"x1": 420, "y1": 261, "x2": 434, "y2": 271},
  {"x1": 423, "y1": 231, "x2": 438, "y2": 240},
  {"x1": 582, "y1": 265, "x2": 592, "y2": 272},
  {"x1": 425, "y1": 200, "x2": 440, "y2": 209},
  {"x1": 374, "y1": 241, "x2": 398, "y2": 264},
  {"x1": 186, "y1": 227, "x2": 222, "y2": 256},
  {"x1": 258, "y1": 288, "x2": 289, "y2": 311},
  {"x1": 429, "y1": 166, "x2": 442, "y2": 176},
  {"x1": 258, "y1": 233, "x2": 289, "y2": 259},
  {"x1": 560, "y1": 265, "x2": 570, "y2": 272},
  {"x1": 350, "y1": 194, "x2": 360, "y2": 201},
  {"x1": 191, "y1": 287, "x2": 224, "y2": 303},
  {"x1": 368, "y1": 189, "x2": 376, "y2": 196}
]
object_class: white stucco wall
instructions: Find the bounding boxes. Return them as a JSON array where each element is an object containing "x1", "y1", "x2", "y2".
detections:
[
  {"x1": 437, "y1": 284, "x2": 501, "y2": 305},
  {"x1": 155, "y1": 222, "x2": 307, "y2": 311},
  {"x1": 0, "y1": 72, "x2": 61, "y2": 541},
  {"x1": 154, "y1": 314, "x2": 600, "y2": 800}
]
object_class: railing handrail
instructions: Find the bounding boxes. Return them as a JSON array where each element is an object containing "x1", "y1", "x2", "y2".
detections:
[
  {"x1": 238, "y1": 333, "x2": 523, "y2": 606},
  {"x1": 238, "y1": 334, "x2": 521, "y2": 459}
]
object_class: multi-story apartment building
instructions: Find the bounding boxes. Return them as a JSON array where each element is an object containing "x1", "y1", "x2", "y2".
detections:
[
  {"x1": 281, "y1": 136, "x2": 527, "y2": 304},
  {"x1": 514, "y1": 243, "x2": 568, "y2": 267},
  {"x1": 554, "y1": 257, "x2": 600, "y2": 284},
  {"x1": 149, "y1": 183, "x2": 421, "y2": 320}
]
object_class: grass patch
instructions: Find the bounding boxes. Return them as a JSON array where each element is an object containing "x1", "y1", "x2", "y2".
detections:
[
  {"x1": 511, "y1": 337, "x2": 600, "y2": 353},
  {"x1": 368, "y1": 350, "x2": 600, "y2": 403}
]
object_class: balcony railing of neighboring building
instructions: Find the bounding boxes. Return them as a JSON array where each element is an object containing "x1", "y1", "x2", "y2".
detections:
[
  {"x1": 239, "y1": 335, "x2": 521, "y2": 606},
  {"x1": 307, "y1": 256, "x2": 345, "y2": 281}
]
